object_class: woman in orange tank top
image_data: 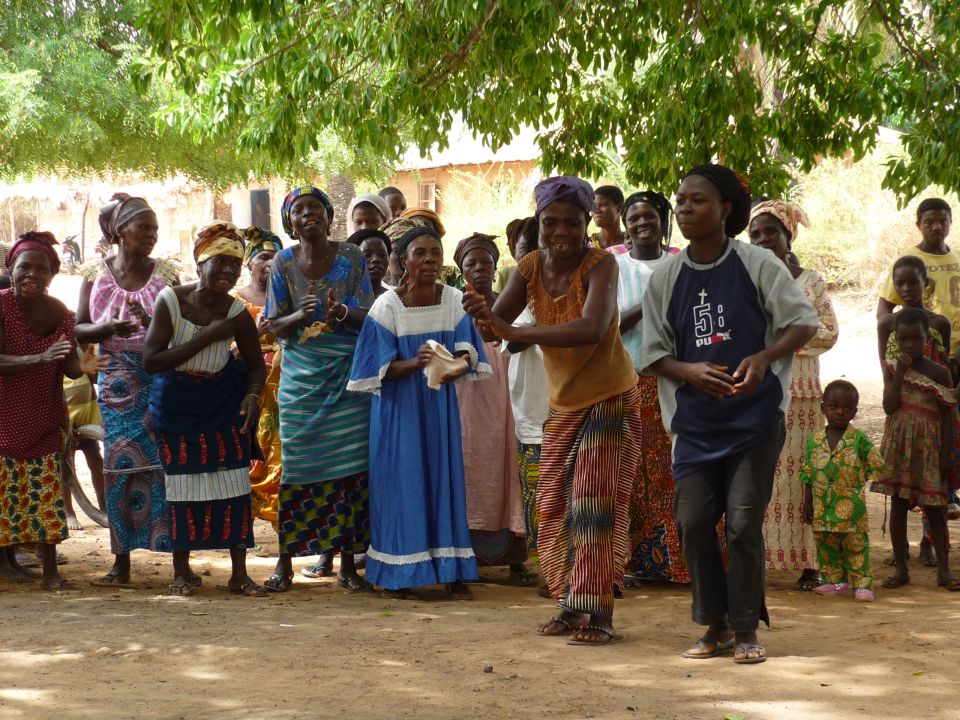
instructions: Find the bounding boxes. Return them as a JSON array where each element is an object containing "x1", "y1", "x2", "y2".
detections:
[{"x1": 464, "y1": 176, "x2": 640, "y2": 646}]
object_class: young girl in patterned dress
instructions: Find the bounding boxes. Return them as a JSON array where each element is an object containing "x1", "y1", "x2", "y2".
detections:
[
  {"x1": 877, "y1": 255, "x2": 958, "y2": 567},
  {"x1": 873, "y1": 308, "x2": 960, "y2": 591}
]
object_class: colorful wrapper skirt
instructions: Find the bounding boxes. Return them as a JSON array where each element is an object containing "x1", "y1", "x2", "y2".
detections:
[
  {"x1": 277, "y1": 334, "x2": 371, "y2": 556},
  {"x1": 517, "y1": 442, "x2": 541, "y2": 558},
  {"x1": 169, "y1": 495, "x2": 253, "y2": 551},
  {"x1": 538, "y1": 385, "x2": 642, "y2": 621},
  {"x1": 250, "y1": 350, "x2": 282, "y2": 527},
  {"x1": 0, "y1": 453, "x2": 68, "y2": 546},
  {"x1": 99, "y1": 351, "x2": 171, "y2": 554},
  {"x1": 149, "y1": 358, "x2": 254, "y2": 552},
  {"x1": 627, "y1": 375, "x2": 688, "y2": 583},
  {"x1": 278, "y1": 473, "x2": 370, "y2": 556}
]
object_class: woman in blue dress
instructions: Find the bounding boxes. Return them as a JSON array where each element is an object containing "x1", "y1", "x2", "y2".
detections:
[{"x1": 348, "y1": 219, "x2": 489, "y2": 599}]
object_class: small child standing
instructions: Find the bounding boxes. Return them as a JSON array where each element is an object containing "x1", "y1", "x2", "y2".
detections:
[
  {"x1": 873, "y1": 308, "x2": 959, "y2": 591},
  {"x1": 802, "y1": 379, "x2": 882, "y2": 602}
]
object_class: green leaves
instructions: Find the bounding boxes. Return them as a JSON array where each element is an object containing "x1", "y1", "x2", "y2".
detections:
[{"x1": 3, "y1": 1, "x2": 959, "y2": 200}]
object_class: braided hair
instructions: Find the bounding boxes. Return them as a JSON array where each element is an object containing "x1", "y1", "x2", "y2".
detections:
[
  {"x1": 684, "y1": 164, "x2": 752, "y2": 237},
  {"x1": 622, "y1": 190, "x2": 674, "y2": 248}
]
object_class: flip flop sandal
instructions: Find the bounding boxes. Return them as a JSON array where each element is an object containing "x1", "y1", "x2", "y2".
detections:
[
  {"x1": 187, "y1": 574, "x2": 203, "y2": 588},
  {"x1": 230, "y1": 581, "x2": 268, "y2": 597},
  {"x1": 733, "y1": 643, "x2": 767, "y2": 664},
  {"x1": 537, "y1": 617, "x2": 575, "y2": 636},
  {"x1": 39, "y1": 578, "x2": 73, "y2": 592},
  {"x1": 445, "y1": 583, "x2": 473, "y2": 600},
  {"x1": 379, "y1": 588, "x2": 411, "y2": 600},
  {"x1": 567, "y1": 626, "x2": 623, "y2": 646},
  {"x1": 300, "y1": 563, "x2": 333, "y2": 579},
  {"x1": 336, "y1": 575, "x2": 372, "y2": 593},
  {"x1": 881, "y1": 575, "x2": 910, "y2": 589},
  {"x1": 507, "y1": 569, "x2": 539, "y2": 587},
  {"x1": 263, "y1": 572, "x2": 293, "y2": 593},
  {"x1": 796, "y1": 570, "x2": 823, "y2": 591},
  {"x1": 937, "y1": 577, "x2": 960, "y2": 591},
  {"x1": 682, "y1": 638, "x2": 736, "y2": 659},
  {"x1": 165, "y1": 580, "x2": 193, "y2": 597},
  {"x1": 90, "y1": 577, "x2": 137, "y2": 589}
]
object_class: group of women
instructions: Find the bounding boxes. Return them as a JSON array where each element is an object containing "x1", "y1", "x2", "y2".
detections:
[{"x1": 1, "y1": 164, "x2": 847, "y2": 663}]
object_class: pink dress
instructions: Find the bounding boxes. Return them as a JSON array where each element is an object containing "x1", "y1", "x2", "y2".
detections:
[
  {"x1": 82, "y1": 258, "x2": 178, "y2": 353},
  {"x1": 456, "y1": 338, "x2": 527, "y2": 566}
]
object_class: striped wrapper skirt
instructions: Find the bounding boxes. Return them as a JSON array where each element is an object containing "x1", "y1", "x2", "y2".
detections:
[{"x1": 537, "y1": 384, "x2": 642, "y2": 621}]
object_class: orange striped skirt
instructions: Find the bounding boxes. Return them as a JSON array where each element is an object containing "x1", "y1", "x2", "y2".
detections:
[{"x1": 538, "y1": 384, "x2": 642, "y2": 621}]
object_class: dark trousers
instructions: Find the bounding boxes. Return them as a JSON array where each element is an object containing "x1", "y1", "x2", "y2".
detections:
[{"x1": 674, "y1": 419, "x2": 785, "y2": 633}]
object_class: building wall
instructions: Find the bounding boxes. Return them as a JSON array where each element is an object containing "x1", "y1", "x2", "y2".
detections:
[
  {"x1": 1, "y1": 173, "x2": 359, "y2": 276},
  {"x1": 385, "y1": 159, "x2": 540, "y2": 254}
]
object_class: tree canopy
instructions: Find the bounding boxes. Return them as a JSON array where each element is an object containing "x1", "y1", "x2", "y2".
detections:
[
  {"x1": 3, "y1": 2, "x2": 958, "y2": 200},
  {"x1": 133, "y1": 0, "x2": 960, "y2": 201},
  {"x1": 0, "y1": 0, "x2": 386, "y2": 185}
]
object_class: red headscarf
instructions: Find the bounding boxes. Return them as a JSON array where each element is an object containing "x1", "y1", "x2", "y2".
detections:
[{"x1": 6, "y1": 231, "x2": 60, "y2": 274}]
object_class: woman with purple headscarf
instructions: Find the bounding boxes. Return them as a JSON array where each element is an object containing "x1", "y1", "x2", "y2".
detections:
[{"x1": 464, "y1": 176, "x2": 641, "y2": 646}]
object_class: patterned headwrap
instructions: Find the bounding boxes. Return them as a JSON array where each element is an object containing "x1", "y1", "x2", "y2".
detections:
[
  {"x1": 400, "y1": 207, "x2": 446, "y2": 238},
  {"x1": 98, "y1": 193, "x2": 153, "y2": 244},
  {"x1": 534, "y1": 176, "x2": 594, "y2": 217},
  {"x1": 347, "y1": 194, "x2": 391, "y2": 234},
  {"x1": 748, "y1": 200, "x2": 810, "y2": 243},
  {"x1": 281, "y1": 186, "x2": 334, "y2": 237},
  {"x1": 622, "y1": 190, "x2": 674, "y2": 243},
  {"x1": 684, "y1": 164, "x2": 752, "y2": 237},
  {"x1": 7, "y1": 231, "x2": 60, "y2": 275},
  {"x1": 241, "y1": 226, "x2": 283, "y2": 265},
  {"x1": 193, "y1": 222, "x2": 245, "y2": 264},
  {"x1": 453, "y1": 233, "x2": 500, "y2": 270},
  {"x1": 383, "y1": 218, "x2": 439, "y2": 260}
]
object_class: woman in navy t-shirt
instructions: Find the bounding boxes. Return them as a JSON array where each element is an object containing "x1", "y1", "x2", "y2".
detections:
[{"x1": 642, "y1": 164, "x2": 818, "y2": 664}]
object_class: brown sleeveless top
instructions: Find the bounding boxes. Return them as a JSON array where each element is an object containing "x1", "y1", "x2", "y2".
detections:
[{"x1": 517, "y1": 248, "x2": 637, "y2": 411}]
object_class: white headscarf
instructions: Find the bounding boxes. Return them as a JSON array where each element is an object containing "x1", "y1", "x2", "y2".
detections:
[{"x1": 347, "y1": 194, "x2": 391, "y2": 234}]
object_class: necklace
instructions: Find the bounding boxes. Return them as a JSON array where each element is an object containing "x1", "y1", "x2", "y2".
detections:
[{"x1": 693, "y1": 239, "x2": 729, "y2": 302}]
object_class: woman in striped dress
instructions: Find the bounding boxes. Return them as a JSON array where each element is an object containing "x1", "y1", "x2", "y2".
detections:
[
  {"x1": 143, "y1": 222, "x2": 266, "y2": 597},
  {"x1": 464, "y1": 176, "x2": 642, "y2": 646},
  {"x1": 262, "y1": 186, "x2": 375, "y2": 593}
]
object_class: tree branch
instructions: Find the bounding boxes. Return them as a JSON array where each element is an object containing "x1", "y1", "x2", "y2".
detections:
[
  {"x1": 416, "y1": 0, "x2": 500, "y2": 88},
  {"x1": 95, "y1": 37, "x2": 123, "y2": 58}
]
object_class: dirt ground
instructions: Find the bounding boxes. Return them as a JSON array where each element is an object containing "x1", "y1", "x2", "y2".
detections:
[{"x1": 1, "y1": 288, "x2": 958, "y2": 720}]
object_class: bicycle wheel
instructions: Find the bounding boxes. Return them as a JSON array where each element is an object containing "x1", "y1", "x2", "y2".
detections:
[{"x1": 65, "y1": 453, "x2": 109, "y2": 528}]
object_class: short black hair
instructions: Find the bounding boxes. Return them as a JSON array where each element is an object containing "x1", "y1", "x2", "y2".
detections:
[
  {"x1": 379, "y1": 186, "x2": 404, "y2": 199},
  {"x1": 522, "y1": 216, "x2": 539, "y2": 249},
  {"x1": 823, "y1": 378, "x2": 859, "y2": 404},
  {"x1": 594, "y1": 185, "x2": 624, "y2": 206},
  {"x1": 916, "y1": 197, "x2": 951, "y2": 222},
  {"x1": 894, "y1": 306, "x2": 930, "y2": 333},
  {"x1": 347, "y1": 229, "x2": 391, "y2": 254},
  {"x1": 684, "y1": 164, "x2": 752, "y2": 237},
  {"x1": 892, "y1": 254, "x2": 927, "y2": 281},
  {"x1": 0, "y1": 272, "x2": 10, "y2": 290}
]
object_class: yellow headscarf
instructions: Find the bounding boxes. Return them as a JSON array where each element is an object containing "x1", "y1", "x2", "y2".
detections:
[
  {"x1": 194, "y1": 221, "x2": 245, "y2": 264},
  {"x1": 400, "y1": 207, "x2": 446, "y2": 238}
]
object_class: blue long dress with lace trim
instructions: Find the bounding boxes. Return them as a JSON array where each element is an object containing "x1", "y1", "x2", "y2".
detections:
[{"x1": 347, "y1": 285, "x2": 490, "y2": 589}]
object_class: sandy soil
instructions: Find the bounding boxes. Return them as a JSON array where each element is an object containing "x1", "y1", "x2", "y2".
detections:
[{"x1": 1, "y1": 289, "x2": 958, "y2": 720}]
